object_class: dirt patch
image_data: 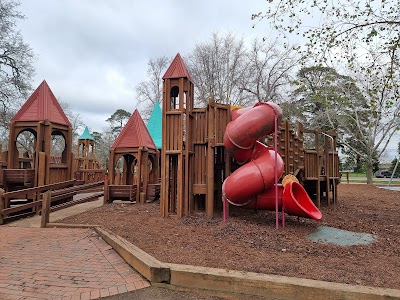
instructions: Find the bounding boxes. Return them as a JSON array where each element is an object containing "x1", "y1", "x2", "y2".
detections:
[{"x1": 60, "y1": 184, "x2": 400, "y2": 289}]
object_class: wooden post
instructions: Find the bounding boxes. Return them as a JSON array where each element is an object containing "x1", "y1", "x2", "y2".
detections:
[
  {"x1": 136, "y1": 148, "x2": 143, "y2": 204},
  {"x1": 206, "y1": 102, "x2": 215, "y2": 217},
  {"x1": 160, "y1": 80, "x2": 169, "y2": 217},
  {"x1": 140, "y1": 192, "x2": 146, "y2": 204},
  {"x1": 108, "y1": 149, "x2": 115, "y2": 185},
  {"x1": 324, "y1": 134, "x2": 331, "y2": 207},
  {"x1": 40, "y1": 190, "x2": 51, "y2": 228},
  {"x1": 315, "y1": 132, "x2": 321, "y2": 208},
  {"x1": 38, "y1": 152, "x2": 47, "y2": 187},
  {"x1": 141, "y1": 148, "x2": 149, "y2": 204},
  {"x1": 70, "y1": 152, "x2": 75, "y2": 180},
  {"x1": 0, "y1": 188, "x2": 4, "y2": 225},
  {"x1": 43, "y1": 121, "x2": 52, "y2": 185},
  {"x1": 177, "y1": 153, "x2": 184, "y2": 218},
  {"x1": 65, "y1": 126, "x2": 73, "y2": 180},
  {"x1": 103, "y1": 174, "x2": 109, "y2": 204},
  {"x1": 7, "y1": 122, "x2": 18, "y2": 169}
]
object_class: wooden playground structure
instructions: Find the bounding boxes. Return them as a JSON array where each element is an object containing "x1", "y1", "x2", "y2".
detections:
[
  {"x1": 0, "y1": 56, "x2": 340, "y2": 225},
  {"x1": 0, "y1": 81, "x2": 105, "y2": 224},
  {"x1": 104, "y1": 110, "x2": 160, "y2": 204},
  {"x1": 160, "y1": 54, "x2": 340, "y2": 219}
]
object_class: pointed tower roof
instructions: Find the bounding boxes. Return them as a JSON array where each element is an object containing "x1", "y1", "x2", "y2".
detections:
[
  {"x1": 111, "y1": 109, "x2": 157, "y2": 150},
  {"x1": 78, "y1": 126, "x2": 94, "y2": 140},
  {"x1": 11, "y1": 80, "x2": 71, "y2": 126},
  {"x1": 146, "y1": 102, "x2": 162, "y2": 149},
  {"x1": 162, "y1": 53, "x2": 193, "y2": 82}
]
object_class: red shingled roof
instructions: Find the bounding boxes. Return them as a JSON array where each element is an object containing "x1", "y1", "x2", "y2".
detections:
[
  {"x1": 11, "y1": 80, "x2": 71, "y2": 126},
  {"x1": 162, "y1": 53, "x2": 193, "y2": 82},
  {"x1": 111, "y1": 109, "x2": 157, "y2": 150}
]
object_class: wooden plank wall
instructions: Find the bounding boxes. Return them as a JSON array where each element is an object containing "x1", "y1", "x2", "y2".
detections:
[
  {"x1": 49, "y1": 165, "x2": 69, "y2": 184},
  {"x1": 214, "y1": 103, "x2": 230, "y2": 146},
  {"x1": 165, "y1": 112, "x2": 183, "y2": 151},
  {"x1": 191, "y1": 109, "x2": 207, "y2": 195}
]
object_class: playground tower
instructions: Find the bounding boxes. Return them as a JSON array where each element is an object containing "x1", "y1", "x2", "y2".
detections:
[
  {"x1": 76, "y1": 126, "x2": 97, "y2": 170},
  {"x1": 7, "y1": 80, "x2": 73, "y2": 187},
  {"x1": 160, "y1": 53, "x2": 194, "y2": 218}
]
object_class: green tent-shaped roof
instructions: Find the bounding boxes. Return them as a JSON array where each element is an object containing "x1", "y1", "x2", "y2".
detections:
[
  {"x1": 78, "y1": 126, "x2": 94, "y2": 140},
  {"x1": 146, "y1": 102, "x2": 162, "y2": 149}
]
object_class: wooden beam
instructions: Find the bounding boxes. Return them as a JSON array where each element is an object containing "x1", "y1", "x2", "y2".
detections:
[
  {"x1": 40, "y1": 191, "x2": 51, "y2": 228},
  {"x1": 136, "y1": 148, "x2": 143, "y2": 204},
  {"x1": 0, "y1": 189, "x2": 4, "y2": 225},
  {"x1": 141, "y1": 148, "x2": 149, "y2": 205},
  {"x1": 206, "y1": 104, "x2": 215, "y2": 217},
  {"x1": 177, "y1": 154, "x2": 183, "y2": 218}
]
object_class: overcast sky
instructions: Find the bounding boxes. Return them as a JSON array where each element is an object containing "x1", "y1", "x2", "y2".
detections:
[{"x1": 18, "y1": 0, "x2": 269, "y2": 133}]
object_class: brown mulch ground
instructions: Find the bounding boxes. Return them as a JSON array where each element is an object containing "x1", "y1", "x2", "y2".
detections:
[{"x1": 60, "y1": 184, "x2": 400, "y2": 290}]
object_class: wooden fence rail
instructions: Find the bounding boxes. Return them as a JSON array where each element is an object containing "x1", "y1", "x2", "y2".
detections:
[{"x1": 0, "y1": 180, "x2": 104, "y2": 225}]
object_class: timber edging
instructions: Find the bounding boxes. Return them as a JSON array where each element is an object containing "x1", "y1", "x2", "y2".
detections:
[{"x1": 45, "y1": 223, "x2": 400, "y2": 300}]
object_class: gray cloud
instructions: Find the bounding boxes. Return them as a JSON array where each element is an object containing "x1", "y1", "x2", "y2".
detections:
[{"x1": 17, "y1": 0, "x2": 266, "y2": 132}]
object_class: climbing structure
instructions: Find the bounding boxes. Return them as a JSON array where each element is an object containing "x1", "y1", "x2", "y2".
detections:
[
  {"x1": 106, "y1": 109, "x2": 159, "y2": 203},
  {"x1": 4, "y1": 80, "x2": 73, "y2": 189},
  {"x1": 160, "y1": 53, "x2": 340, "y2": 219},
  {"x1": 160, "y1": 53, "x2": 194, "y2": 218}
]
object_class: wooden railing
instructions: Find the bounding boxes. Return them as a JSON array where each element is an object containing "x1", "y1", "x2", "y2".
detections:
[
  {"x1": 75, "y1": 169, "x2": 106, "y2": 184},
  {"x1": 0, "y1": 180, "x2": 104, "y2": 225}
]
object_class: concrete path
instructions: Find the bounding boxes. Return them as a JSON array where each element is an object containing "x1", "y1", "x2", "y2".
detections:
[{"x1": 0, "y1": 227, "x2": 149, "y2": 300}]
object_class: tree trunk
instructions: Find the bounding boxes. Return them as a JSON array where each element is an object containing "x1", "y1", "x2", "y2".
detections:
[{"x1": 366, "y1": 164, "x2": 374, "y2": 185}]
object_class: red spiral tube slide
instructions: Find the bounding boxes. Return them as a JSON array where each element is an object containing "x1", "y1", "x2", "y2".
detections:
[{"x1": 222, "y1": 101, "x2": 322, "y2": 221}]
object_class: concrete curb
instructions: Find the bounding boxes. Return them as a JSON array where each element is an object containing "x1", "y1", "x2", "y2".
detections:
[{"x1": 48, "y1": 224, "x2": 400, "y2": 300}]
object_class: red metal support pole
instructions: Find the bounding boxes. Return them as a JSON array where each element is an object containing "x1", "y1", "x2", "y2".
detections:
[
  {"x1": 274, "y1": 115, "x2": 279, "y2": 229},
  {"x1": 223, "y1": 195, "x2": 227, "y2": 223}
]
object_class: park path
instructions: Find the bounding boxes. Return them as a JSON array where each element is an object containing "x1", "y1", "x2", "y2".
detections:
[{"x1": 0, "y1": 197, "x2": 150, "y2": 300}]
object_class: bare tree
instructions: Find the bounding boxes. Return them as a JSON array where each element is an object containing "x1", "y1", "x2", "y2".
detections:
[
  {"x1": 135, "y1": 56, "x2": 170, "y2": 119},
  {"x1": 244, "y1": 39, "x2": 298, "y2": 104},
  {"x1": 0, "y1": 0, "x2": 35, "y2": 150},
  {"x1": 186, "y1": 32, "x2": 252, "y2": 107},
  {"x1": 344, "y1": 56, "x2": 400, "y2": 183},
  {"x1": 0, "y1": 0, "x2": 35, "y2": 110}
]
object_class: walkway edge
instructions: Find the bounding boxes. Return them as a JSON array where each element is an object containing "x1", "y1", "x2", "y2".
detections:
[
  {"x1": 50, "y1": 223, "x2": 400, "y2": 300},
  {"x1": 94, "y1": 227, "x2": 171, "y2": 283},
  {"x1": 47, "y1": 222, "x2": 99, "y2": 228},
  {"x1": 164, "y1": 263, "x2": 400, "y2": 300}
]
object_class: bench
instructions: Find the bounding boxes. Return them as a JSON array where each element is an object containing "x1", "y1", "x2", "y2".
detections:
[{"x1": 108, "y1": 185, "x2": 137, "y2": 202}]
